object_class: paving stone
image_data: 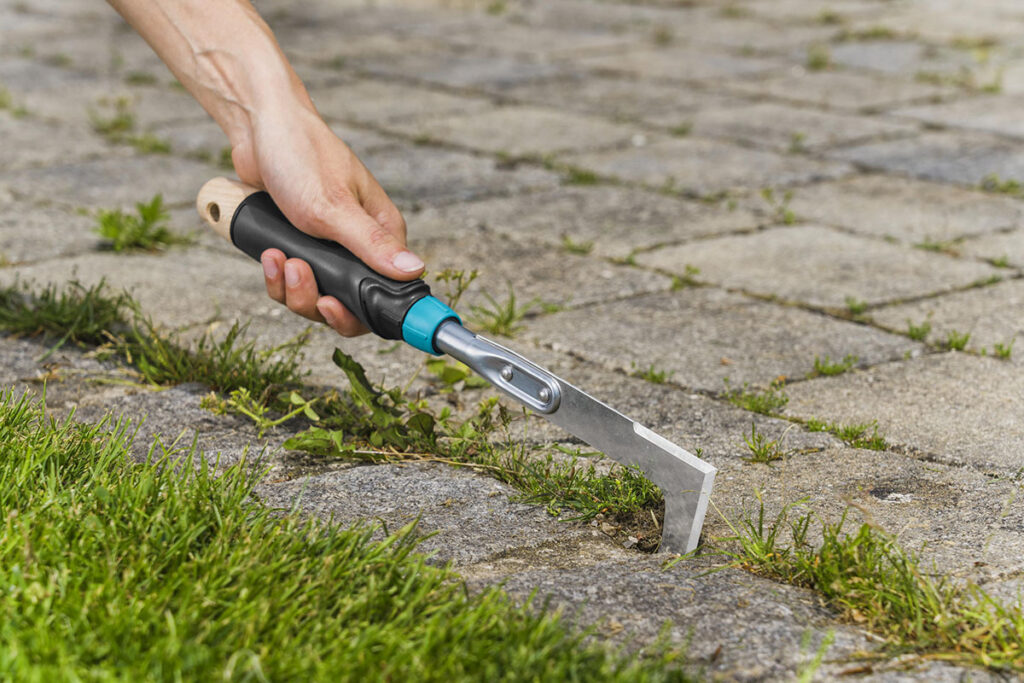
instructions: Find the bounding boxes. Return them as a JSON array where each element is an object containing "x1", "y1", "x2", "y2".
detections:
[
  {"x1": 0, "y1": 155, "x2": 225, "y2": 210},
  {"x1": 279, "y1": 29, "x2": 443, "y2": 65},
  {"x1": 783, "y1": 352, "x2": 1024, "y2": 472},
  {"x1": 562, "y1": 137, "x2": 851, "y2": 195},
  {"x1": 523, "y1": 289, "x2": 920, "y2": 393},
  {"x1": 735, "y1": 0, "x2": 895, "y2": 24},
  {"x1": 255, "y1": 462, "x2": 597, "y2": 566},
  {"x1": 413, "y1": 234, "x2": 672, "y2": 311},
  {"x1": 669, "y1": 12, "x2": 841, "y2": 53},
  {"x1": 844, "y1": 6, "x2": 1024, "y2": 43},
  {"x1": 725, "y1": 69, "x2": 953, "y2": 112},
  {"x1": 578, "y1": 46, "x2": 784, "y2": 83},
  {"x1": 893, "y1": 94, "x2": 1024, "y2": 140},
  {"x1": 356, "y1": 50, "x2": 570, "y2": 91},
  {"x1": 639, "y1": 225, "x2": 1000, "y2": 308},
  {"x1": 461, "y1": 549, "x2": 871, "y2": 680},
  {"x1": 828, "y1": 130, "x2": 1024, "y2": 186},
  {"x1": 827, "y1": 40, "x2": 979, "y2": 78},
  {"x1": 0, "y1": 204, "x2": 102, "y2": 264},
  {"x1": 960, "y1": 229, "x2": 1024, "y2": 267},
  {"x1": 785, "y1": 175, "x2": 1024, "y2": 243},
  {"x1": 390, "y1": 105, "x2": 641, "y2": 156},
  {"x1": 443, "y1": 20, "x2": 636, "y2": 59},
  {"x1": 358, "y1": 143, "x2": 560, "y2": 208},
  {"x1": 501, "y1": 74, "x2": 743, "y2": 125},
  {"x1": 308, "y1": 78, "x2": 495, "y2": 125},
  {"x1": 871, "y1": 278, "x2": 1024, "y2": 356},
  {"x1": 651, "y1": 101, "x2": 918, "y2": 153},
  {"x1": 407, "y1": 185, "x2": 760, "y2": 259},
  {"x1": 0, "y1": 110, "x2": 113, "y2": 170}
]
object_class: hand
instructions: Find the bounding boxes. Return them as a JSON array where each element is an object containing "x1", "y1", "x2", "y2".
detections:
[{"x1": 231, "y1": 102, "x2": 423, "y2": 337}]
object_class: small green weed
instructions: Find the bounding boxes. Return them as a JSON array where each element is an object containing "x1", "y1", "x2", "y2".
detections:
[
  {"x1": 806, "y1": 44, "x2": 832, "y2": 71},
  {"x1": 724, "y1": 378, "x2": 789, "y2": 415},
  {"x1": 719, "y1": 4, "x2": 749, "y2": 19},
  {"x1": 670, "y1": 122, "x2": 692, "y2": 137},
  {"x1": 743, "y1": 422, "x2": 786, "y2": 464},
  {"x1": 202, "y1": 388, "x2": 320, "y2": 438},
  {"x1": 807, "y1": 418, "x2": 887, "y2": 450},
  {"x1": 432, "y1": 268, "x2": 479, "y2": 309},
  {"x1": 915, "y1": 237, "x2": 961, "y2": 256},
  {"x1": 94, "y1": 195, "x2": 193, "y2": 252},
  {"x1": 945, "y1": 329, "x2": 971, "y2": 350},
  {"x1": 907, "y1": 317, "x2": 932, "y2": 341},
  {"x1": 124, "y1": 71, "x2": 158, "y2": 86},
  {"x1": 485, "y1": 0, "x2": 507, "y2": 15},
  {"x1": 809, "y1": 354, "x2": 858, "y2": 378},
  {"x1": 994, "y1": 338, "x2": 1015, "y2": 360},
  {"x1": 562, "y1": 235, "x2": 595, "y2": 255},
  {"x1": 761, "y1": 187, "x2": 796, "y2": 225},
  {"x1": 788, "y1": 132, "x2": 807, "y2": 153},
  {"x1": 817, "y1": 9, "x2": 845, "y2": 25},
  {"x1": 980, "y1": 173, "x2": 1024, "y2": 197},
  {"x1": 565, "y1": 166, "x2": 600, "y2": 186},
  {"x1": 990, "y1": 254, "x2": 1011, "y2": 268},
  {"x1": 844, "y1": 296, "x2": 868, "y2": 315},
  {"x1": 652, "y1": 26, "x2": 674, "y2": 46},
  {"x1": 632, "y1": 362, "x2": 675, "y2": 385},
  {"x1": 469, "y1": 287, "x2": 539, "y2": 337},
  {"x1": 0, "y1": 279, "x2": 131, "y2": 350},
  {"x1": 835, "y1": 25, "x2": 899, "y2": 41},
  {"x1": 717, "y1": 499, "x2": 1024, "y2": 671},
  {"x1": 425, "y1": 358, "x2": 489, "y2": 391},
  {"x1": 89, "y1": 96, "x2": 172, "y2": 154},
  {"x1": 0, "y1": 85, "x2": 12, "y2": 110}
]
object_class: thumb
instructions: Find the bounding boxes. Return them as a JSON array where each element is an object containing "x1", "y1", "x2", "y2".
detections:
[{"x1": 320, "y1": 202, "x2": 424, "y2": 281}]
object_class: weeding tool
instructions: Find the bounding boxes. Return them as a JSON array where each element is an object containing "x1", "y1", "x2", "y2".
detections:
[{"x1": 197, "y1": 178, "x2": 716, "y2": 552}]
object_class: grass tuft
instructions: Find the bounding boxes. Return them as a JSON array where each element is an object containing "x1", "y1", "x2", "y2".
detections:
[
  {"x1": 742, "y1": 422, "x2": 785, "y2": 464},
  {"x1": 806, "y1": 418, "x2": 887, "y2": 450},
  {"x1": 632, "y1": 362, "x2": 674, "y2": 385},
  {"x1": 809, "y1": 354, "x2": 858, "y2": 378},
  {"x1": 723, "y1": 378, "x2": 789, "y2": 415},
  {"x1": 945, "y1": 329, "x2": 971, "y2": 351},
  {"x1": 469, "y1": 287, "x2": 539, "y2": 337},
  {"x1": 94, "y1": 194, "x2": 194, "y2": 252},
  {"x1": 0, "y1": 390, "x2": 693, "y2": 680},
  {"x1": 906, "y1": 318, "x2": 932, "y2": 341}
]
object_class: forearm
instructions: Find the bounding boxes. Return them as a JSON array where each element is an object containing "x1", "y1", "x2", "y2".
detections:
[{"x1": 106, "y1": 0, "x2": 314, "y2": 148}]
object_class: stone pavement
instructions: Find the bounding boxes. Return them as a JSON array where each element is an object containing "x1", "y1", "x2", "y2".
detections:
[{"x1": 3, "y1": 0, "x2": 1024, "y2": 679}]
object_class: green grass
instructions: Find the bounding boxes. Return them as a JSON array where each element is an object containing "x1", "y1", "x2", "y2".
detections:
[
  {"x1": 809, "y1": 354, "x2": 858, "y2": 378},
  {"x1": 0, "y1": 280, "x2": 130, "y2": 348},
  {"x1": 124, "y1": 70, "x2": 158, "y2": 85},
  {"x1": 94, "y1": 195, "x2": 193, "y2": 252},
  {"x1": 806, "y1": 44, "x2": 832, "y2": 71},
  {"x1": 89, "y1": 96, "x2": 172, "y2": 155},
  {"x1": 632, "y1": 362, "x2": 674, "y2": 385},
  {"x1": 994, "y1": 338, "x2": 1015, "y2": 360},
  {"x1": 981, "y1": 173, "x2": 1024, "y2": 197},
  {"x1": 906, "y1": 318, "x2": 932, "y2": 341},
  {"x1": 844, "y1": 296, "x2": 868, "y2": 315},
  {"x1": 723, "y1": 379, "x2": 789, "y2": 415},
  {"x1": 742, "y1": 422, "x2": 785, "y2": 464},
  {"x1": 0, "y1": 390, "x2": 693, "y2": 680},
  {"x1": 669, "y1": 122, "x2": 692, "y2": 137},
  {"x1": 945, "y1": 329, "x2": 971, "y2": 351},
  {"x1": 716, "y1": 500, "x2": 1024, "y2": 671},
  {"x1": 564, "y1": 166, "x2": 601, "y2": 186},
  {"x1": 760, "y1": 188, "x2": 796, "y2": 225},
  {"x1": 561, "y1": 235, "x2": 595, "y2": 255},
  {"x1": 468, "y1": 288, "x2": 539, "y2": 337},
  {"x1": 806, "y1": 418, "x2": 887, "y2": 450}
]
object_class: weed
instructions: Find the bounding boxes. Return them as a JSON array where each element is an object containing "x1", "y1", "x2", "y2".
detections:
[
  {"x1": 835, "y1": 25, "x2": 899, "y2": 41},
  {"x1": 914, "y1": 237, "x2": 961, "y2": 255},
  {"x1": 632, "y1": 362, "x2": 675, "y2": 385},
  {"x1": 89, "y1": 96, "x2": 171, "y2": 154},
  {"x1": 0, "y1": 85, "x2": 12, "y2": 110},
  {"x1": 670, "y1": 122, "x2": 693, "y2": 137},
  {"x1": 723, "y1": 378, "x2": 789, "y2": 415},
  {"x1": 743, "y1": 422, "x2": 785, "y2": 463},
  {"x1": 44, "y1": 52, "x2": 73, "y2": 68},
  {"x1": 761, "y1": 187, "x2": 796, "y2": 225},
  {"x1": 981, "y1": 173, "x2": 1024, "y2": 197},
  {"x1": 128, "y1": 133, "x2": 171, "y2": 154},
  {"x1": 218, "y1": 145, "x2": 234, "y2": 169},
  {"x1": 809, "y1": 354, "x2": 858, "y2": 378},
  {"x1": 562, "y1": 235, "x2": 595, "y2": 255},
  {"x1": 844, "y1": 296, "x2": 868, "y2": 315},
  {"x1": 990, "y1": 254, "x2": 1011, "y2": 268},
  {"x1": 719, "y1": 4, "x2": 749, "y2": 19},
  {"x1": 0, "y1": 280, "x2": 131, "y2": 349},
  {"x1": 468, "y1": 287, "x2": 539, "y2": 337},
  {"x1": 831, "y1": 420, "x2": 886, "y2": 450},
  {"x1": 994, "y1": 338, "x2": 1015, "y2": 360},
  {"x1": 202, "y1": 388, "x2": 320, "y2": 437},
  {"x1": 788, "y1": 131, "x2": 807, "y2": 153},
  {"x1": 485, "y1": 0, "x2": 506, "y2": 15},
  {"x1": 565, "y1": 166, "x2": 600, "y2": 185},
  {"x1": 425, "y1": 358, "x2": 489, "y2": 391},
  {"x1": 0, "y1": 391, "x2": 693, "y2": 679},
  {"x1": 717, "y1": 499, "x2": 1024, "y2": 671},
  {"x1": 124, "y1": 71, "x2": 158, "y2": 86},
  {"x1": 817, "y1": 10, "x2": 845, "y2": 25},
  {"x1": 431, "y1": 267, "x2": 479, "y2": 309},
  {"x1": 806, "y1": 44, "x2": 832, "y2": 71},
  {"x1": 652, "y1": 26, "x2": 674, "y2": 46},
  {"x1": 907, "y1": 317, "x2": 932, "y2": 341},
  {"x1": 671, "y1": 265, "x2": 701, "y2": 290},
  {"x1": 327, "y1": 55, "x2": 347, "y2": 70},
  {"x1": 94, "y1": 195, "x2": 193, "y2": 252},
  {"x1": 945, "y1": 329, "x2": 971, "y2": 350},
  {"x1": 973, "y1": 274, "x2": 1003, "y2": 287}
]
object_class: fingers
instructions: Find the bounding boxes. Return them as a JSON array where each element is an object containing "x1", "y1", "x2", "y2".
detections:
[
  {"x1": 317, "y1": 201, "x2": 423, "y2": 282},
  {"x1": 259, "y1": 249, "x2": 368, "y2": 337}
]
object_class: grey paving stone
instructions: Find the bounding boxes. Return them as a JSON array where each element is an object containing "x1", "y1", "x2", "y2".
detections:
[
  {"x1": 355, "y1": 50, "x2": 569, "y2": 91},
  {"x1": 407, "y1": 185, "x2": 761, "y2": 259},
  {"x1": 0, "y1": 155, "x2": 228, "y2": 210},
  {"x1": 827, "y1": 40, "x2": 979, "y2": 78},
  {"x1": 579, "y1": 46, "x2": 784, "y2": 83},
  {"x1": 0, "y1": 110, "x2": 112, "y2": 170},
  {"x1": 960, "y1": 229, "x2": 1024, "y2": 267},
  {"x1": 309, "y1": 78, "x2": 495, "y2": 125},
  {"x1": 389, "y1": 105, "x2": 641, "y2": 156},
  {"x1": 783, "y1": 352, "x2": 1024, "y2": 472},
  {"x1": 871, "y1": 278, "x2": 1024, "y2": 356},
  {"x1": 725, "y1": 69, "x2": 953, "y2": 112},
  {"x1": 669, "y1": 11, "x2": 841, "y2": 53},
  {"x1": 0, "y1": 204, "x2": 102, "y2": 264},
  {"x1": 893, "y1": 94, "x2": 1024, "y2": 140},
  {"x1": 843, "y1": 6, "x2": 1024, "y2": 43},
  {"x1": 638, "y1": 225, "x2": 1001, "y2": 308},
  {"x1": 562, "y1": 137, "x2": 851, "y2": 196},
  {"x1": 359, "y1": 143, "x2": 560, "y2": 208},
  {"x1": 828, "y1": 130, "x2": 1024, "y2": 186},
  {"x1": 255, "y1": 462, "x2": 597, "y2": 566},
  {"x1": 501, "y1": 74, "x2": 743, "y2": 125},
  {"x1": 652, "y1": 101, "x2": 918, "y2": 153},
  {"x1": 413, "y1": 234, "x2": 673, "y2": 312},
  {"x1": 785, "y1": 175, "x2": 1024, "y2": 243},
  {"x1": 443, "y1": 20, "x2": 636, "y2": 59},
  {"x1": 461, "y1": 549, "x2": 871, "y2": 680},
  {"x1": 279, "y1": 29, "x2": 442, "y2": 65},
  {"x1": 523, "y1": 289, "x2": 920, "y2": 393},
  {"x1": 735, "y1": 0, "x2": 897, "y2": 24}
]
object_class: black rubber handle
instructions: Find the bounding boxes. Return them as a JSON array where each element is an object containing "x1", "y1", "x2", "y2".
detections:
[{"x1": 230, "y1": 191, "x2": 431, "y2": 339}]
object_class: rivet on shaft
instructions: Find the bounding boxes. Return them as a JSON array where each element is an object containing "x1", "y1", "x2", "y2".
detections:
[
  {"x1": 500, "y1": 365, "x2": 514, "y2": 381},
  {"x1": 538, "y1": 387, "x2": 551, "y2": 403}
]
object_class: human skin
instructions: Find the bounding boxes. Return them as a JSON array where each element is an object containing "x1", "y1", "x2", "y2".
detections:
[{"x1": 106, "y1": 0, "x2": 424, "y2": 336}]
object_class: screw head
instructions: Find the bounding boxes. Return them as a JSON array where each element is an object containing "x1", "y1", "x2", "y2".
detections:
[
  {"x1": 538, "y1": 387, "x2": 551, "y2": 403},
  {"x1": 500, "y1": 365, "x2": 514, "y2": 381}
]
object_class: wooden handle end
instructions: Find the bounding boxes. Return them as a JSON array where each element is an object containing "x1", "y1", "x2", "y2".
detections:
[{"x1": 196, "y1": 177, "x2": 259, "y2": 243}]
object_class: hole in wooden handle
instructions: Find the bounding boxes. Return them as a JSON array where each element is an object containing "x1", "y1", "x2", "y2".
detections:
[{"x1": 207, "y1": 202, "x2": 221, "y2": 223}]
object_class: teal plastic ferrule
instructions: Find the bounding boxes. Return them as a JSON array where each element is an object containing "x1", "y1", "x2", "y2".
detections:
[{"x1": 402, "y1": 296, "x2": 460, "y2": 355}]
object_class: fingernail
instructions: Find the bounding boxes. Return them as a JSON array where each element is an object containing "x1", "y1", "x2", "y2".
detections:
[
  {"x1": 392, "y1": 250, "x2": 424, "y2": 273},
  {"x1": 316, "y1": 300, "x2": 336, "y2": 326},
  {"x1": 284, "y1": 261, "x2": 300, "y2": 288},
  {"x1": 261, "y1": 255, "x2": 278, "y2": 280}
]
